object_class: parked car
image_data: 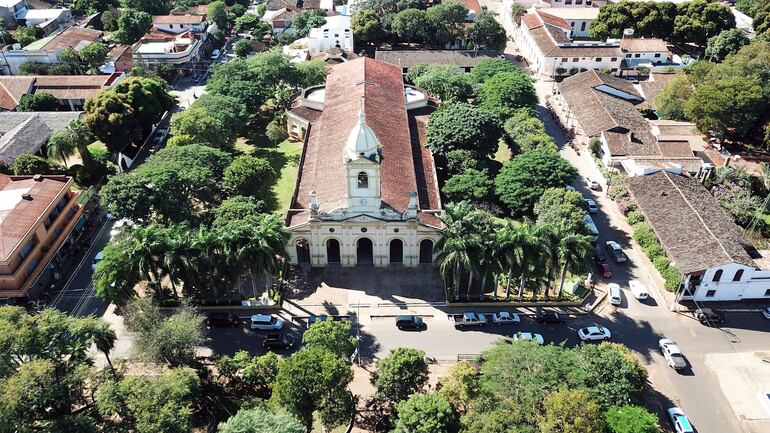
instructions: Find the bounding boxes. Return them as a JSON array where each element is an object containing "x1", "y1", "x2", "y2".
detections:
[
  {"x1": 605, "y1": 241, "x2": 627, "y2": 263},
  {"x1": 629, "y1": 279, "x2": 649, "y2": 300},
  {"x1": 307, "y1": 315, "x2": 332, "y2": 328},
  {"x1": 91, "y1": 251, "x2": 104, "y2": 270},
  {"x1": 694, "y1": 308, "x2": 726, "y2": 325},
  {"x1": 250, "y1": 314, "x2": 284, "y2": 330},
  {"x1": 492, "y1": 312, "x2": 521, "y2": 324},
  {"x1": 608, "y1": 283, "x2": 622, "y2": 305},
  {"x1": 586, "y1": 177, "x2": 601, "y2": 190},
  {"x1": 535, "y1": 310, "x2": 567, "y2": 324},
  {"x1": 584, "y1": 199, "x2": 598, "y2": 213},
  {"x1": 210, "y1": 49, "x2": 221, "y2": 60},
  {"x1": 594, "y1": 249, "x2": 612, "y2": 278},
  {"x1": 512, "y1": 332, "x2": 544, "y2": 345},
  {"x1": 763, "y1": 307, "x2": 770, "y2": 319},
  {"x1": 659, "y1": 339, "x2": 687, "y2": 370},
  {"x1": 263, "y1": 333, "x2": 295, "y2": 350},
  {"x1": 578, "y1": 326, "x2": 611, "y2": 341},
  {"x1": 667, "y1": 407, "x2": 695, "y2": 433},
  {"x1": 395, "y1": 315, "x2": 424, "y2": 330},
  {"x1": 206, "y1": 312, "x2": 239, "y2": 328},
  {"x1": 451, "y1": 312, "x2": 487, "y2": 328}
]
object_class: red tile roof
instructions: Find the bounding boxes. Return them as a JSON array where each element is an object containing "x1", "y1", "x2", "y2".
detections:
[
  {"x1": 0, "y1": 174, "x2": 72, "y2": 261},
  {"x1": 41, "y1": 27, "x2": 102, "y2": 51},
  {"x1": 288, "y1": 57, "x2": 442, "y2": 228},
  {"x1": 538, "y1": 10, "x2": 571, "y2": 31},
  {"x1": 153, "y1": 14, "x2": 206, "y2": 24},
  {"x1": 0, "y1": 77, "x2": 34, "y2": 111},
  {"x1": 620, "y1": 38, "x2": 669, "y2": 53},
  {"x1": 454, "y1": 0, "x2": 480, "y2": 12},
  {"x1": 522, "y1": 13, "x2": 541, "y2": 30}
]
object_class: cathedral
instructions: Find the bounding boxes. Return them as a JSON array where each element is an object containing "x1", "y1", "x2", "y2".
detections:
[{"x1": 284, "y1": 57, "x2": 443, "y2": 267}]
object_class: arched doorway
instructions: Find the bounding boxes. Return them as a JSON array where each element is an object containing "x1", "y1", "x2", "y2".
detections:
[
  {"x1": 295, "y1": 239, "x2": 310, "y2": 264},
  {"x1": 419, "y1": 239, "x2": 433, "y2": 264},
  {"x1": 326, "y1": 239, "x2": 341, "y2": 264},
  {"x1": 356, "y1": 238, "x2": 373, "y2": 266},
  {"x1": 389, "y1": 239, "x2": 403, "y2": 264}
]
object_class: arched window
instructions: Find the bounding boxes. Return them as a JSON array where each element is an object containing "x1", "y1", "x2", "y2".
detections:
[
  {"x1": 357, "y1": 172, "x2": 368, "y2": 188},
  {"x1": 732, "y1": 269, "x2": 744, "y2": 282},
  {"x1": 712, "y1": 269, "x2": 723, "y2": 282}
]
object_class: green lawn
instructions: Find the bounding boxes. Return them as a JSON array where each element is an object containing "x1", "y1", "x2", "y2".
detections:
[
  {"x1": 236, "y1": 137, "x2": 302, "y2": 216},
  {"x1": 494, "y1": 139, "x2": 511, "y2": 163}
]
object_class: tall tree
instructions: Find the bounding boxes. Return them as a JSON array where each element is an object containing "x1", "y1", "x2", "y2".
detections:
[
  {"x1": 705, "y1": 28, "x2": 750, "y2": 61},
  {"x1": 18, "y1": 93, "x2": 59, "y2": 111},
  {"x1": 391, "y1": 8, "x2": 427, "y2": 45},
  {"x1": 425, "y1": 101, "x2": 501, "y2": 159},
  {"x1": 654, "y1": 74, "x2": 693, "y2": 121},
  {"x1": 47, "y1": 130, "x2": 77, "y2": 166},
  {"x1": 425, "y1": 1, "x2": 468, "y2": 47},
  {"x1": 218, "y1": 407, "x2": 305, "y2": 433},
  {"x1": 477, "y1": 71, "x2": 537, "y2": 119},
  {"x1": 537, "y1": 389, "x2": 606, "y2": 433},
  {"x1": 302, "y1": 320, "x2": 358, "y2": 360},
  {"x1": 292, "y1": 9, "x2": 327, "y2": 37},
  {"x1": 113, "y1": 9, "x2": 153, "y2": 44},
  {"x1": 393, "y1": 393, "x2": 457, "y2": 433},
  {"x1": 371, "y1": 348, "x2": 429, "y2": 403},
  {"x1": 468, "y1": 9, "x2": 507, "y2": 51}
]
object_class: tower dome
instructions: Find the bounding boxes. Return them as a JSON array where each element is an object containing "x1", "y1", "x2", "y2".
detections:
[{"x1": 345, "y1": 107, "x2": 379, "y2": 161}]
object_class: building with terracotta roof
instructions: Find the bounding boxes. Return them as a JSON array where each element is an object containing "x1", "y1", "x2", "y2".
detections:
[
  {"x1": 0, "y1": 174, "x2": 85, "y2": 299},
  {"x1": 0, "y1": 73, "x2": 124, "y2": 111},
  {"x1": 284, "y1": 57, "x2": 443, "y2": 267},
  {"x1": 619, "y1": 37, "x2": 670, "y2": 74},
  {"x1": 0, "y1": 26, "x2": 103, "y2": 75},
  {"x1": 152, "y1": 14, "x2": 208, "y2": 34},
  {"x1": 626, "y1": 171, "x2": 770, "y2": 302},
  {"x1": 554, "y1": 70, "x2": 703, "y2": 175},
  {"x1": 536, "y1": 7, "x2": 599, "y2": 37},
  {"x1": 375, "y1": 49, "x2": 505, "y2": 74},
  {"x1": 514, "y1": 9, "x2": 623, "y2": 77}
]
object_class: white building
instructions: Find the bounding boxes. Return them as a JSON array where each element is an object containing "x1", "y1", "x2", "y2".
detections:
[
  {"x1": 538, "y1": 0, "x2": 604, "y2": 7},
  {"x1": 288, "y1": 14, "x2": 353, "y2": 56},
  {"x1": 16, "y1": 8, "x2": 71, "y2": 35},
  {"x1": 515, "y1": 10, "x2": 623, "y2": 77},
  {"x1": 285, "y1": 57, "x2": 443, "y2": 267},
  {"x1": 151, "y1": 14, "x2": 208, "y2": 34},
  {"x1": 626, "y1": 171, "x2": 770, "y2": 302},
  {"x1": 132, "y1": 30, "x2": 202, "y2": 66},
  {"x1": 536, "y1": 7, "x2": 599, "y2": 38}
]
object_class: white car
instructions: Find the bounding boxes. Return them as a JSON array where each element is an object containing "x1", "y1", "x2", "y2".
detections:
[
  {"x1": 210, "y1": 49, "x2": 221, "y2": 60},
  {"x1": 492, "y1": 312, "x2": 521, "y2": 324},
  {"x1": 586, "y1": 177, "x2": 601, "y2": 190},
  {"x1": 250, "y1": 314, "x2": 284, "y2": 330},
  {"x1": 91, "y1": 251, "x2": 104, "y2": 271},
  {"x1": 512, "y1": 332, "x2": 544, "y2": 345},
  {"x1": 605, "y1": 241, "x2": 627, "y2": 263},
  {"x1": 629, "y1": 279, "x2": 649, "y2": 300},
  {"x1": 608, "y1": 283, "x2": 622, "y2": 305},
  {"x1": 667, "y1": 407, "x2": 694, "y2": 433},
  {"x1": 659, "y1": 339, "x2": 687, "y2": 370},
  {"x1": 762, "y1": 307, "x2": 770, "y2": 319},
  {"x1": 577, "y1": 326, "x2": 611, "y2": 341},
  {"x1": 584, "y1": 199, "x2": 598, "y2": 214}
]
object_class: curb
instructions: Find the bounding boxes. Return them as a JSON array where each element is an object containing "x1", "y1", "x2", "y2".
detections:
[{"x1": 369, "y1": 314, "x2": 435, "y2": 319}]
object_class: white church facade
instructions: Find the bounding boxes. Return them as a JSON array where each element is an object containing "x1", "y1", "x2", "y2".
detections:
[{"x1": 285, "y1": 57, "x2": 444, "y2": 267}]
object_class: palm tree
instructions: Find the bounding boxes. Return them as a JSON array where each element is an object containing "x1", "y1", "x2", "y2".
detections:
[
  {"x1": 538, "y1": 224, "x2": 563, "y2": 300},
  {"x1": 47, "y1": 130, "x2": 76, "y2": 167},
  {"x1": 93, "y1": 321, "x2": 118, "y2": 377},
  {"x1": 516, "y1": 220, "x2": 547, "y2": 301},
  {"x1": 510, "y1": 4, "x2": 527, "y2": 24},
  {"x1": 555, "y1": 233, "x2": 593, "y2": 300},
  {"x1": 159, "y1": 224, "x2": 190, "y2": 298},
  {"x1": 495, "y1": 221, "x2": 525, "y2": 300},
  {"x1": 435, "y1": 236, "x2": 472, "y2": 301}
]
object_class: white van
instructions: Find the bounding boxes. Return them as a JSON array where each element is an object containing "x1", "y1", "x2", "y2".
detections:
[
  {"x1": 583, "y1": 215, "x2": 599, "y2": 243},
  {"x1": 629, "y1": 280, "x2": 649, "y2": 300},
  {"x1": 608, "y1": 283, "x2": 622, "y2": 305},
  {"x1": 250, "y1": 314, "x2": 284, "y2": 330}
]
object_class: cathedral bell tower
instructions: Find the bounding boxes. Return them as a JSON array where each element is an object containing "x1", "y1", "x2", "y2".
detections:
[{"x1": 343, "y1": 104, "x2": 382, "y2": 212}]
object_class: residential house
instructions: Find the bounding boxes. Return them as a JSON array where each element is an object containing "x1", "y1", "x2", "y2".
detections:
[
  {"x1": 554, "y1": 70, "x2": 703, "y2": 175},
  {"x1": 285, "y1": 57, "x2": 443, "y2": 267},
  {"x1": 264, "y1": 0, "x2": 322, "y2": 34},
  {"x1": 0, "y1": 26, "x2": 103, "y2": 75},
  {"x1": 626, "y1": 171, "x2": 770, "y2": 302},
  {"x1": 0, "y1": 73, "x2": 124, "y2": 111},
  {"x1": 535, "y1": 7, "x2": 599, "y2": 38},
  {"x1": 538, "y1": 0, "x2": 605, "y2": 7},
  {"x1": 515, "y1": 10, "x2": 623, "y2": 77},
  {"x1": 0, "y1": 111, "x2": 82, "y2": 166},
  {"x1": 16, "y1": 8, "x2": 72, "y2": 35},
  {"x1": 131, "y1": 29, "x2": 202, "y2": 67},
  {"x1": 375, "y1": 49, "x2": 505, "y2": 74},
  {"x1": 0, "y1": 174, "x2": 86, "y2": 299},
  {"x1": 0, "y1": 0, "x2": 25, "y2": 29},
  {"x1": 152, "y1": 14, "x2": 208, "y2": 35}
]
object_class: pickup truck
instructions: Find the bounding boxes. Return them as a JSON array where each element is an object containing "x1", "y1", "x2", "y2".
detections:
[{"x1": 450, "y1": 312, "x2": 487, "y2": 329}]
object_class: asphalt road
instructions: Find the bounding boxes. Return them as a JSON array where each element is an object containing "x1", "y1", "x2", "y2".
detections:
[{"x1": 49, "y1": 217, "x2": 112, "y2": 316}]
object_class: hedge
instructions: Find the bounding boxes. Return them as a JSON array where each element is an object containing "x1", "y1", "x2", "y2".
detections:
[
  {"x1": 632, "y1": 222, "x2": 681, "y2": 291},
  {"x1": 626, "y1": 211, "x2": 644, "y2": 225}
]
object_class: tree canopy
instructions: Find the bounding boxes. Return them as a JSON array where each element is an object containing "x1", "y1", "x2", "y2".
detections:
[
  {"x1": 393, "y1": 392, "x2": 457, "y2": 433},
  {"x1": 477, "y1": 71, "x2": 538, "y2": 119},
  {"x1": 18, "y1": 93, "x2": 59, "y2": 111},
  {"x1": 495, "y1": 148, "x2": 577, "y2": 217},
  {"x1": 218, "y1": 407, "x2": 305, "y2": 433},
  {"x1": 408, "y1": 64, "x2": 475, "y2": 101},
  {"x1": 426, "y1": 101, "x2": 502, "y2": 159},
  {"x1": 371, "y1": 348, "x2": 429, "y2": 403},
  {"x1": 301, "y1": 320, "x2": 358, "y2": 360},
  {"x1": 113, "y1": 9, "x2": 153, "y2": 44}
]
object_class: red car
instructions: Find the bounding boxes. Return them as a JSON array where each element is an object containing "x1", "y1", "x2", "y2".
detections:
[{"x1": 594, "y1": 249, "x2": 612, "y2": 278}]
